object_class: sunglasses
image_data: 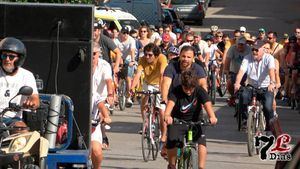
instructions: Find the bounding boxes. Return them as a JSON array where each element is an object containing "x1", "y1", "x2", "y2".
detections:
[
  {"x1": 186, "y1": 39, "x2": 194, "y2": 42},
  {"x1": 145, "y1": 53, "x2": 154, "y2": 57},
  {"x1": 216, "y1": 36, "x2": 223, "y2": 38},
  {"x1": 1, "y1": 54, "x2": 17, "y2": 61},
  {"x1": 267, "y1": 37, "x2": 273, "y2": 40},
  {"x1": 252, "y1": 48, "x2": 259, "y2": 52},
  {"x1": 140, "y1": 30, "x2": 147, "y2": 33}
]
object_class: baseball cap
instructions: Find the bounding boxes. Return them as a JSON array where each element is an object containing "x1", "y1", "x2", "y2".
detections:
[
  {"x1": 94, "y1": 19, "x2": 105, "y2": 29},
  {"x1": 149, "y1": 25, "x2": 156, "y2": 31},
  {"x1": 258, "y1": 28, "x2": 265, "y2": 33},
  {"x1": 121, "y1": 26, "x2": 130, "y2": 34},
  {"x1": 283, "y1": 33, "x2": 289, "y2": 39},
  {"x1": 162, "y1": 33, "x2": 170, "y2": 42},
  {"x1": 240, "y1": 26, "x2": 246, "y2": 32},
  {"x1": 210, "y1": 25, "x2": 219, "y2": 32},
  {"x1": 237, "y1": 36, "x2": 247, "y2": 44}
]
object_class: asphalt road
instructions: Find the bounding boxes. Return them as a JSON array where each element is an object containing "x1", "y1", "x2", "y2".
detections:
[{"x1": 102, "y1": 0, "x2": 300, "y2": 168}]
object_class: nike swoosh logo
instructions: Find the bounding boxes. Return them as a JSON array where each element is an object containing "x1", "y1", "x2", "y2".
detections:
[{"x1": 180, "y1": 99, "x2": 196, "y2": 113}]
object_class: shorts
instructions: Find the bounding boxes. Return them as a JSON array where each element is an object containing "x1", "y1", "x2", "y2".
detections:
[
  {"x1": 127, "y1": 65, "x2": 135, "y2": 78},
  {"x1": 142, "y1": 84, "x2": 165, "y2": 110},
  {"x1": 166, "y1": 123, "x2": 206, "y2": 149},
  {"x1": 91, "y1": 123, "x2": 102, "y2": 144}
]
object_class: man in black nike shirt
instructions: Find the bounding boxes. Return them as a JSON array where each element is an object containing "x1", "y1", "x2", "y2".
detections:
[{"x1": 164, "y1": 70, "x2": 217, "y2": 169}]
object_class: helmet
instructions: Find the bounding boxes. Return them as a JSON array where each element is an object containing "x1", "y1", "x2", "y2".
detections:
[
  {"x1": 168, "y1": 46, "x2": 179, "y2": 55},
  {"x1": 0, "y1": 37, "x2": 26, "y2": 67},
  {"x1": 204, "y1": 34, "x2": 214, "y2": 41}
]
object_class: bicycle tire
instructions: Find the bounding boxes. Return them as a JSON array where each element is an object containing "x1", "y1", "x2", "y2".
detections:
[
  {"x1": 210, "y1": 70, "x2": 216, "y2": 105},
  {"x1": 184, "y1": 147, "x2": 198, "y2": 169},
  {"x1": 141, "y1": 119, "x2": 151, "y2": 162},
  {"x1": 118, "y1": 79, "x2": 126, "y2": 111},
  {"x1": 151, "y1": 113, "x2": 160, "y2": 160},
  {"x1": 219, "y1": 71, "x2": 227, "y2": 97},
  {"x1": 235, "y1": 101, "x2": 242, "y2": 131},
  {"x1": 247, "y1": 111, "x2": 256, "y2": 156},
  {"x1": 177, "y1": 148, "x2": 184, "y2": 169}
]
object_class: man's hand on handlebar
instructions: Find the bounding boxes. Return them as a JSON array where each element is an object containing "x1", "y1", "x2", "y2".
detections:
[
  {"x1": 23, "y1": 97, "x2": 37, "y2": 109},
  {"x1": 102, "y1": 117, "x2": 112, "y2": 124},
  {"x1": 164, "y1": 115, "x2": 173, "y2": 125}
]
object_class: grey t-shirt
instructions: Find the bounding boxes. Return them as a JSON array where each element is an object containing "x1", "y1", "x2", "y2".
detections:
[
  {"x1": 99, "y1": 32, "x2": 118, "y2": 64},
  {"x1": 227, "y1": 44, "x2": 251, "y2": 73}
]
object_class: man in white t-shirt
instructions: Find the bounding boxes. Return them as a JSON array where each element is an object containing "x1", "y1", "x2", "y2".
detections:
[
  {"x1": 91, "y1": 42, "x2": 113, "y2": 169},
  {"x1": 0, "y1": 37, "x2": 39, "y2": 131},
  {"x1": 118, "y1": 27, "x2": 136, "y2": 107},
  {"x1": 234, "y1": 43, "x2": 276, "y2": 132}
]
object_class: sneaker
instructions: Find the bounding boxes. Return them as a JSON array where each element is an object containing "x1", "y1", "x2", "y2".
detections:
[{"x1": 125, "y1": 98, "x2": 133, "y2": 108}]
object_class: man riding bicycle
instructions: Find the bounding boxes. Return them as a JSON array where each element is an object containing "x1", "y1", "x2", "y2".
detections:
[
  {"x1": 164, "y1": 69, "x2": 217, "y2": 169},
  {"x1": 234, "y1": 42, "x2": 276, "y2": 134},
  {"x1": 130, "y1": 43, "x2": 168, "y2": 146}
]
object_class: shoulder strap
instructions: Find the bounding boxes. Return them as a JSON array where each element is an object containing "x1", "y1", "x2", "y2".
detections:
[{"x1": 271, "y1": 43, "x2": 280, "y2": 55}]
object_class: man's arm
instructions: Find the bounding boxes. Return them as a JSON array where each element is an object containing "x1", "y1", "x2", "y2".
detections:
[
  {"x1": 105, "y1": 79, "x2": 114, "y2": 105},
  {"x1": 164, "y1": 100, "x2": 175, "y2": 125},
  {"x1": 198, "y1": 78, "x2": 208, "y2": 92},
  {"x1": 131, "y1": 69, "x2": 142, "y2": 91},
  {"x1": 112, "y1": 47, "x2": 122, "y2": 73},
  {"x1": 159, "y1": 56, "x2": 168, "y2": 92},
  {"x1": 161, "y1": 76, "x2": 172, "y2": 102},
  {"x1": 234, "y1": 69, "x2": 245, "y2": 93}
]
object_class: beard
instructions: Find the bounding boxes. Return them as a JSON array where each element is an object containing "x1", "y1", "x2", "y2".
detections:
[{"x1": 2, "y1": 64, "x2": 15, "y2": 73}]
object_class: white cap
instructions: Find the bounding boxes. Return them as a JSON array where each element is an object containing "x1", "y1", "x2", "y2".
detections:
[{"x1": 240, "y1": 26, "x2": 246, "y2": 32}]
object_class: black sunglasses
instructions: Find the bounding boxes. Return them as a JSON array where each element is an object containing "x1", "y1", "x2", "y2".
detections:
[
  {"x1": 252, "y1": 48, "x2": 259, "y2": 52},
  {"x1": 1, "y1": 54, "x2": 17, "y2": 61}
]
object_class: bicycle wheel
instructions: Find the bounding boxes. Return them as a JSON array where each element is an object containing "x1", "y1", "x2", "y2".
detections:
[
  {"x1": 184, "y1": 147, "x2": 198, "y2": 169},
  {"x1": 177, "y1": 149, "x2": 184, "y2": 169},
  {"x1": 247, "y1": 111, "x2": 256, "y2": 156},
  {"x1": 118, "y1": 79, "x2": 126, "y2": 111},
  {"x1": 235, "y1": 99, "x2": 242, "y2": 131},
  {"x1": 141, "y1": 119, "x2": 151, "y2": 162},
  {"x1": 210, "y1": 71, "x2": 216, "y2": 105},
  {"x1": 218, "y1": 71, "x2": 227, "y2": 97},
  {"x1": 151, "y1": 113, "x2": 160, "y2": 160}
]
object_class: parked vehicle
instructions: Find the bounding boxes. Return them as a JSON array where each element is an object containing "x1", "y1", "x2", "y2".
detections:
[
  {"x1": 171, "y1": 0, "x2": 211, "y2": 25},
  {"x1": 162, "y1": 7, "x2": 185, "y2": 30},
  {"x1": 94, "y1": 6, "x2": 140, "y2": 31},
  {"x1": 105, "y1": 0, "x2": 163, "y2": 26}
]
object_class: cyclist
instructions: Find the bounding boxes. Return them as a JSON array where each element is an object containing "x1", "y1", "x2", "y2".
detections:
[
  {"x1": 130, "y1": 43, "x2": 168, "y2": 146},
  {"x1": 234, "y1": 43, "x2": 276, "y2": 134},
  {"x1": 224, "y1": 36, "x2": 251, "y2": 106},
  {"x1": 91, "y1": 42, "x2": 112, "y2": 169},
  {"x1": 0, "y1": 37, "x2": 40, "y2": 133},
  {"x1": 117, "y1": 26, "x2": 137, "y2": 107},
  {"x1": 164, "y1": 69, "x2": 218, "y2": 169},
  {"x1": 167, "y1": 46, "x2": 179, "y2": 61}
]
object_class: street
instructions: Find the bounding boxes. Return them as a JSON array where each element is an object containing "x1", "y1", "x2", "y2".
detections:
[{"x1": 102, "y1": 0, "x2": 300, "y2": 168}]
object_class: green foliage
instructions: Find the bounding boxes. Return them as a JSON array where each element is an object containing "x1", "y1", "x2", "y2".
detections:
[{"x1": 2, "y1": 0, "x2": 93, "y2": 4}]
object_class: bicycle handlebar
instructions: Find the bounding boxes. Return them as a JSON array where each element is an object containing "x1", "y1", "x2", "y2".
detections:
[
  {"x1": 173, "y1": 118, "x2": 211, "y2": 126},
  {"x1": 136, "y1": 90, "x2": 161, "y2": 95}
]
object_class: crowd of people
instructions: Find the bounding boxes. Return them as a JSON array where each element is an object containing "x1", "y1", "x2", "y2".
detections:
[{"x1": 0, "y1": 18, "x2": 299, "y2": 168}]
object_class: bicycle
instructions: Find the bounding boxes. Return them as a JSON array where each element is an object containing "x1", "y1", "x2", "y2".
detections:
[
  {"x1": 172, "y1": 118, "x2": 211, "y2": 169},
  {"x1": 136, "y1": 90, "x2": 160, "y2": 162},
  {"x1": 207, "y1": 60, "x2": 217, "y2": 105},
  {"x1": 116, "y1": 63, "x2": 128, "y2": 111},
  {"x1": 218, "y1": 69, "x2": 227, "y2": 97},
  {"x1": 234, "y1": 90, "x2": 242, "y2": 131},
  {"x1": 246, "y1": 86, "x2": 266, "y2": 156}
]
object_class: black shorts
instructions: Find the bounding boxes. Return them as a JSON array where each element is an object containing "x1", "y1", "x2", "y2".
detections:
[{"x1": 166, "y1": 123, "x2": 206, "y2": 149}]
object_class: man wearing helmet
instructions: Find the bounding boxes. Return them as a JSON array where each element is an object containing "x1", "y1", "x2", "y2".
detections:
[{"x1": 0, "y1": 37, "x2": 40, "y2": 130}]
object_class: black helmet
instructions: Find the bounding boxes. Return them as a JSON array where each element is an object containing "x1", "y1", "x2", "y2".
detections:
[{"x1": 0, "y1": 37, "x2": 26, "y2": 67}]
